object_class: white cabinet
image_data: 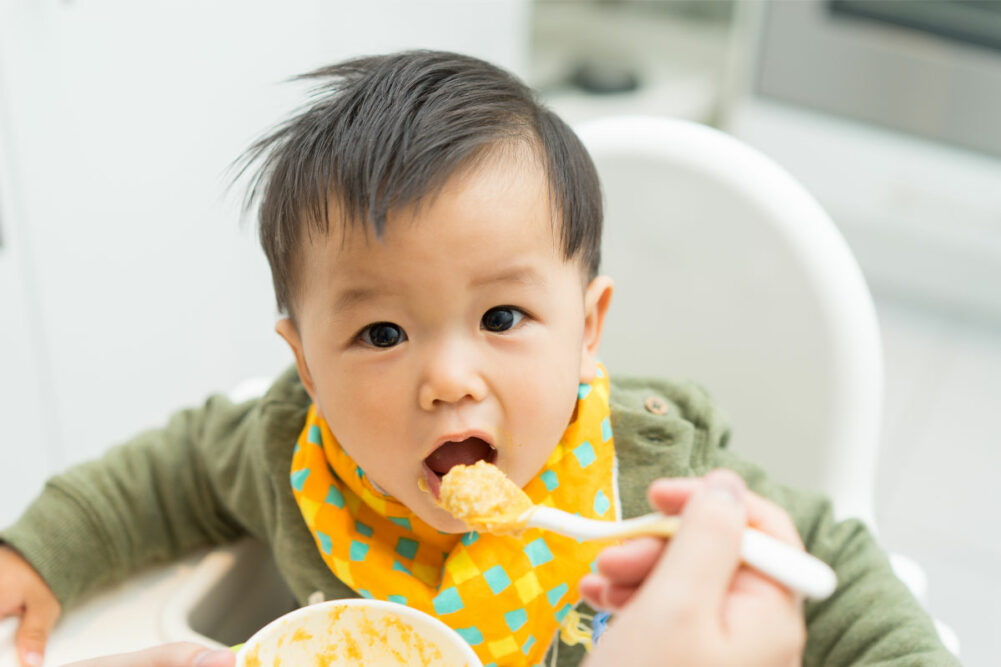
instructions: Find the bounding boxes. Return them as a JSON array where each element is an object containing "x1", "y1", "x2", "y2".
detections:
[{"x1": 0, "y1": 0, "x2": 529, "y2": 516}]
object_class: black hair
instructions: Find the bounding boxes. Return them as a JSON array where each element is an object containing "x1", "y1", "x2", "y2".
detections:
[{"x1": 235, "y1": 49, "x2": 602, "y2": 320}]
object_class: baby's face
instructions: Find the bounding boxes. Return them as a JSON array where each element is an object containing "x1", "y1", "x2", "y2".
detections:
[{"x1": 279, "y1": 149, "x2": 611, "y2": 532}]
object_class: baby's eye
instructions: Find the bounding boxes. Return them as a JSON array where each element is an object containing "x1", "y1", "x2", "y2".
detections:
[
  {"x1": 359, "y1": 322, "x2": 407, "y2": 348},
  {"x1": 481, "y1": 307, "x2": 525, "y2": 333}
]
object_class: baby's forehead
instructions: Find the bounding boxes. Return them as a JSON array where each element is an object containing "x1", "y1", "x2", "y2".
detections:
[
  {"x1": 300, "y1": 213, "x2": 582, "y2": 308},
  {"x1": 316, "y1": 216, "x2": 571, "y2": 280},
  {"x1": 325, "y1": 153, "x2": 559, "y2": 250},
  {"x1": 288, "y1": 146, "x2": 590, "y2": 316}
]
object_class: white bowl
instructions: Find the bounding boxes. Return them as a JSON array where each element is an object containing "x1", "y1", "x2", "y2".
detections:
[{"x1": 235, "y1": 598, "x2": 482, "y2": 666}]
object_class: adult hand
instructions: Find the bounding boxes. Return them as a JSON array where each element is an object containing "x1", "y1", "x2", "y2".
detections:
[
  {"x1": 65, "y1": 642, "x2": 235, "y2": 667},
  {"x1": 0, "y1": 546, "x2": 61, "y2": 667},
  {"x1": 580, "y1": 469, "x2": 806, "y2": 667}
]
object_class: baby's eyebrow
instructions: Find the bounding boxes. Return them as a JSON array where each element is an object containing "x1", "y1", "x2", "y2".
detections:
[
  {"x1": 333, "y1": 267, "x2": 541, "y2": 312},
  {"x1": 333, "y1": 286, "x2": 388, "y2": 312},
  {"x1": 471, "y1": 266, "x2": 543, "y2": 288}
]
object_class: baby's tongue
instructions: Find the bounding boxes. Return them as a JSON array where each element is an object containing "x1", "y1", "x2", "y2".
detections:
[{"x1": 425, "y1": 438, "x2": 493, "y2": 475}]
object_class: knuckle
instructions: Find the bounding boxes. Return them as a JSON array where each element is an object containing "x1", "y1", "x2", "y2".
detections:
[
  {"x1": 753, "y1": 495, "x2": 803, "y2": 545},
  {"x1": 17, "y1": 624, "x2": 49, "y2": 644},
  {"x1": 708, "y1": 467, "x2": 745, "y2": 488},
  {"x1": 664, "y1": 598, "x2": 702, "y2": 627},
  {"x1": 696, "y1": 501, "x2": 740, "y2": 535}
]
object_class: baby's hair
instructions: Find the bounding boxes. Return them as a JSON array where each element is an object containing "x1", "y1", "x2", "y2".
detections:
[{"x1": 235, "y1": 50, "x2": 602, "y2": 320}]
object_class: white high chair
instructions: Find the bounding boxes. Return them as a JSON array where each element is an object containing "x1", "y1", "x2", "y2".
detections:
[
  {"x1": 575, "y1": 115, "x2": 882, "y2": 527},
  {"x1": 575, "y1": 115, "x2": 959, "y2": 655}
]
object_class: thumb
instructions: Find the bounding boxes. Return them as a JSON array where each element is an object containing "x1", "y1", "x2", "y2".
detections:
[
  {"x1": 64, "y1": 642, "x2": 235, "y2": 667},
  {"x1": 16, "y1": 597, "x2": 59, "y2": 667},
  {"x1": 653, "y1": 469, "x2": 748, "y2": 609},
  {"x1": 145, "y1": 643, "x2": 235, "y2": 667}
]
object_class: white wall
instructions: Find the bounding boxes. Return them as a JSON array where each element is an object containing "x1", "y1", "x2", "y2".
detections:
[
  {"x1": 0, "y1": 0, "x2": 530, "y2": 525},
  {"x1": 0, "y1": 96, "x2": 56, "y2": 528}
]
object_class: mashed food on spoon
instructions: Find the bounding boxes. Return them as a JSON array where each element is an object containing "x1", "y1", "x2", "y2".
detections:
[{"x1": 438, "y1": 460, "x2": 534, "y2": 536}]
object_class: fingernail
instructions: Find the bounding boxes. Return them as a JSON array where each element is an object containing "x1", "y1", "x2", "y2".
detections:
[
  {"x1": 22, "y1": 651, "x2": 43, "y2": 667},
  {"x1": 706, "y1": 473, "x2": 743, "y2": 505},
  {"x1": 194, "y1": 649, "x2": 232, "y2": 667}
]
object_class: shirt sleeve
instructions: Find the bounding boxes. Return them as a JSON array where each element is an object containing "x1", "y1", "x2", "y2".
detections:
[
  {"x1": 710, "y1": 447, "x2": 960, "y2": 666},
  {"x1": 0, "y1": 391, "x2": 271, "y2": 609}
]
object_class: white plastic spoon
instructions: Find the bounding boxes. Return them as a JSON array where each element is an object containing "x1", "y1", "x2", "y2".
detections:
[
  {"x1": 525, "y1": 506, "x2": 837, "y2": 600},
  {"x1": 436, "y1": 461, "x2": 837, "y2": 601}
]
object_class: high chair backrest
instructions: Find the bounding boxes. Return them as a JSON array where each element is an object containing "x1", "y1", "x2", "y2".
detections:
[{"x1": 575, "y1": 116, "x2": 883, "y2": 528}]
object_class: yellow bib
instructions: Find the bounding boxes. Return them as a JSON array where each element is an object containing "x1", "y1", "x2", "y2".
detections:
[{"x1": 290, "y1": 366, "x2": 617, "y2": 666}]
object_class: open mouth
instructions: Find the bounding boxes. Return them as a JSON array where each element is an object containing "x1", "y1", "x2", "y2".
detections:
[{"x1": 422, "y1": 437, "x2": 497, "y2": 500}]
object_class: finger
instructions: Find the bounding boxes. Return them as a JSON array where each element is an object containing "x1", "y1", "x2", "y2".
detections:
[
  {"x1": 190, "y1": 648, "x2": 236, "y2": 667},
  {"x1": 601, "y1": 582, "x2": 639, "y2": 611},
  {"x1": 64, "y1": 642, "x2": 235, "y2": 667},
  {"x1": 729, "y1": 566, "x2": 795, "y2": 602},
  {"x1": 0, "y1": 596, "x2": 23, "y2": 619},
  {"x1": 646, "y1": 477, "x2": 701, "y2": 516},
  {"x1": 650, "y1": 469, "x2": 748, "y2": 610},
  {"x1": 0, "y1": 549, "x2": 30, "y2": 618},
  {"x1": 744, "y1": 492, "x2": 803, "y2": 548},
  {"x1": 16, "y1": 596, "x2": 59, "y2": 667},
  {"x1": 136, "y1": 643, "x2": 206, "y2": 667},
  {"x1": 649, "y1": 476, "x2": 803, "y2": 548},
  {"x1": 594, "y1": 537, "x2": 665, "y2": 586},
  {"x1": 578, "y1": 573, "x2": 640, "y2": 613},
  {"x1": 0, "y1": 578, "x2": 25, "y2": 619},
  {"x1": 579, "y1": 573, "x2": 607, "y2": 610},
  {"x1": 727, "y1": 575, "x2": 807, "y2": 663}
]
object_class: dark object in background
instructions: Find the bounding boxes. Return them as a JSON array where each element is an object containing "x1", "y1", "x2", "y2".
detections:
[
  {"x1": 569, "y1": 57, "x2": 641, "y2": 94},
  {"x1": 830, "y1": 0, "x2": 1001, "y2": 54}
]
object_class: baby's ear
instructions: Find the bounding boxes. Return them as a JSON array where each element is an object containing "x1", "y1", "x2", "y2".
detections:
[
  {"x1": 276, "y1": 318, "x2": 318, "y2": 401},
  {"x1": 579, "y1": 276, "x2": 614, "y2": 383}
]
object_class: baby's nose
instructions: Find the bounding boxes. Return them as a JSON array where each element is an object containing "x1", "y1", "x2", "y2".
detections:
[{"x1": 418, "y1": 347, "x2": 488, "y2": 409}]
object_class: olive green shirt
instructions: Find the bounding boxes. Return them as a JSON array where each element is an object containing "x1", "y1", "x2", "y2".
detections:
[{"x1": 1, "y1": 367, "x2": 957, "y2": 665}]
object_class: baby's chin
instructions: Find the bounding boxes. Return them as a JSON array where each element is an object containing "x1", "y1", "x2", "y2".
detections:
[
  {"x1": 412, "y1": 496, "x2": 471, "y2": 534},
  {"x1": 425, "y1": 515, "x2": 471, "y2": 534},
  {"x1": 398, "y1": 485, "x2": 470, "y2": 533},
  {"x1": 362, "y1": 472, "x2": 461, "y2": 532}
]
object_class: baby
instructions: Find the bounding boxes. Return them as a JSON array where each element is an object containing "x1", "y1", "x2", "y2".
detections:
[{"x1": 0, "y1": 50, "x2": 955, "y2": 667}]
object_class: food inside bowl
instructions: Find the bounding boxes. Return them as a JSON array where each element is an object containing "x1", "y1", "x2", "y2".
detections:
[{"x1": 237, "y1": 600, "x2": 480, "y2": 666}]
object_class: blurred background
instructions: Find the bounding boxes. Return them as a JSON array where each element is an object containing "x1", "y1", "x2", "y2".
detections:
[{"x1": 0, "y1": 0, "x2": 997, "y2": 663}]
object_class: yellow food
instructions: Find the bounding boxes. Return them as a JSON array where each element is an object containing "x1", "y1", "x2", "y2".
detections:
[
  {"x1": 246, "y1": 605, "x2": 455, "y2": 667},
  {"x1": 438, "y1": 460, "x2": 534, "y2": 536}
]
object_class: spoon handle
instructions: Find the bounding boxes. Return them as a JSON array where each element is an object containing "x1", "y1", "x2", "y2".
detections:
[
  {"x1": 526, "y1": 506, "x2": 679, "y2": 540},
  {"x1": 740, "y1": 528, "x2": 837, "y2": 599},
  {"x1": 604, "y1": 512, "x2": 681, "y2": 539},
  {"x1": 525, "y1": 507, "x2": 837, "y2": 600}
]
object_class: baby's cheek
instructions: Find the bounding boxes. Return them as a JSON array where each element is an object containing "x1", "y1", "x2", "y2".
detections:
[
  {"x1": 328, "y1": 389, "x2": 396, "y2": 439},
  {"x1": 508, "y1": 404, "x2": 569, "y2": 485}
]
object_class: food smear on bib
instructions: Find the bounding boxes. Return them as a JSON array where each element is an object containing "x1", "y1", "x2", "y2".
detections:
[{"x1": 437, "y1": 460, "x2": 535, "y2": 536}]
